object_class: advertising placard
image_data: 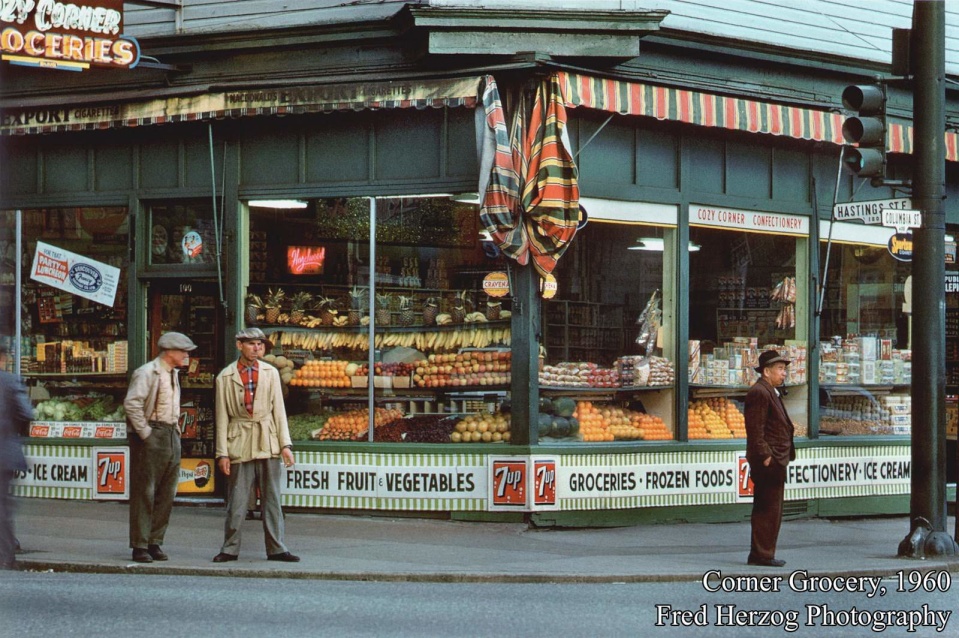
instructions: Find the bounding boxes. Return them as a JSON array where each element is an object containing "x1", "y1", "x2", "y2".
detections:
[
  {"x1": 94, "y1": 447, "x2": 128, "y2": 500},
  {"x1": 284, "y1": 462, "x2": 484, "y2": 500},
  {"x1": 177, "y1": 458, "x2": 214, "y2": 494},
  {"x1": 488, "y1": 457, "x2": 528, "y2": 509},
  {"x1": 530, "y1": 457, "x2": 558, "y2": 510},
  {"x1": 31, "y1": 241, "x2": 121, "y2": 307}
]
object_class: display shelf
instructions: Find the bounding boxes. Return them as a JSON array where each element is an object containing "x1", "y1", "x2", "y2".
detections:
[
  {"x1": 541, "y1": 385, "x2": 672, "y2": 393},
  {"x1": 23, "y1": 372, "x2": 127, "y2": 378},
  {"x1": 261, "y1": 320, "x2": 509, "y2": 334}
]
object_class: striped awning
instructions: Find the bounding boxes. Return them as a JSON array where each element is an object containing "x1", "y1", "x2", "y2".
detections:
[
  {"x1": 477, "y1": 75, "x2": 582, "y2": 277},
  {"x1": 0, "y1": 76, "x2": 482, "y2": 136},
  {"x1": 556, "y1": 71, "x2": 959, "y2": 162}
]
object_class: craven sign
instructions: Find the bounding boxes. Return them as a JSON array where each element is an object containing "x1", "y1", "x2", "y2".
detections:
[{"x1": 1, "y1": 0, "x2": 139, "y2": 71}]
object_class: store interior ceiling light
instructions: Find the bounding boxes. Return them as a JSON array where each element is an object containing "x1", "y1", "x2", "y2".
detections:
[
  {"x1": 248, "y1": 199, "x2": 309, "y2": 209},
  {"x1": 452, "y1": 192, "x2": 482, "y2": 204},
  {"x1": 628, "y1": 237, "x2": 700, "y2": 252}
]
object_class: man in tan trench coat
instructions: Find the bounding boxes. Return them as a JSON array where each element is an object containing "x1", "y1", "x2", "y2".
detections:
[{"x1": 212, "y1": 328, "x2": 299, "y2": 563}]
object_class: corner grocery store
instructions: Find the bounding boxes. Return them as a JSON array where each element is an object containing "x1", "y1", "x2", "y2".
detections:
[{"x1": 1, "y1": 2, "x2": 955, "y2": 525}]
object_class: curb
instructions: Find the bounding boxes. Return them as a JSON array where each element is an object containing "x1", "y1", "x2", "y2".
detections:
[{"x1": 15, "y1": 558, "x2": 959, "y2": 584}]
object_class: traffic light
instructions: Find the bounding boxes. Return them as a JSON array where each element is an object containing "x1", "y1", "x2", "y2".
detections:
[{"x1": 841, "y1": 83, "x2": 887, "y2": 179}]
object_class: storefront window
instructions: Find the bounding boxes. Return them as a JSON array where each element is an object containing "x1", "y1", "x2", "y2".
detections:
[
  {"x1": 688, "y1": 207, "x2": 809, "y2": 438},
  {"x1": 7, "y1": 207, "x2": 130, "y2": 429},
  {"x1": 818, "y1": 222, "x2": 911, "y2": 436},
  {"x1": 149, "y1": 201, "x2": 217, "y2": 266},
  {"x1": 540, "y1": 218, "x2": 675, "y2": 443},
  {"x1": 245, "y1": 196, "x2": 512, "y2": 445}
]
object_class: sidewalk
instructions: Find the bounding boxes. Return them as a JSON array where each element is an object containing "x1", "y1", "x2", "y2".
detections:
[{"x1": 12, "y1": 498, "x2": 959, "y2": 582}]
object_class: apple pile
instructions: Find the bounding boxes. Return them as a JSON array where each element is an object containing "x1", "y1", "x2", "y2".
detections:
[
  {"x1": 414, "y1": 351, "x2": 511, "y2": 388},
  {"x1": 354, "y1": 362, "x2": 415, "y2": 377}
]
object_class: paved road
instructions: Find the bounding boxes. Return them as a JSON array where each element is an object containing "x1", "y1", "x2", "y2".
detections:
[{"x1": 1, "y1": 572, "x2": 954, "y2": 638}]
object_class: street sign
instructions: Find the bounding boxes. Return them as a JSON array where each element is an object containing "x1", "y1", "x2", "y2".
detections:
[
  {"x1": 832, "y1": 198, "x2": 913, "y2": 224},
  {"x1": 882, "y1": 208, "x2": 922, "y2": 233}
]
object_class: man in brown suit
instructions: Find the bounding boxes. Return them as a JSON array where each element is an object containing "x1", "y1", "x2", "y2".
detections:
[{"x1": 745, "y1": 350, "x2": 796, "y2": 567}]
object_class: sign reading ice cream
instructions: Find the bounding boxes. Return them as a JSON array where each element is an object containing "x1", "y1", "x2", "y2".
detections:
[{"x1": 31, "y1": 241, "x2": 120, "y2": 306}]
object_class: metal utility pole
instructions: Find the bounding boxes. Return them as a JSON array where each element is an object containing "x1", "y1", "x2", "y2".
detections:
[{"x1": 898, "y1": 0, "x2": 959, "y2": 558}]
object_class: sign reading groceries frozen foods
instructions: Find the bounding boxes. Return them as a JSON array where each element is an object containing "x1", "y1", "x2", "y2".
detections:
[
  {"x1": 31, "y1": 241, "x2": 121, "y2": 307},
  {"x1": 692, "y1": 206, "x2": 808, "y2": 236}
]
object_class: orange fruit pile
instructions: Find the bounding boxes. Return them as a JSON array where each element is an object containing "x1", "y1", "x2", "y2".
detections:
[
  {"x1": 573, "y1": 401, "x2": 672, "y2": 442},
  {"x1": 573, "y1": 401, "x2": 613, "y2": 442},
  {"x1": 290, "y1": 360, "x2": 352, "y2": 388},
  {"x1": 318, "y1": 407, "x2": 404, "y2": 441}
]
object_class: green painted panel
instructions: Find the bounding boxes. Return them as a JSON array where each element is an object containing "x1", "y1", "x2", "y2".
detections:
[
  {"x1": 0, "y1": 137, "x2": 37, "y2": 196},
  {"x1": 637, "y1": 127, "x2": 679, "y2": 189},
  {"x1": 375, "y1": 109, "x2": 442, "y2": 181},
  {"x1": 306, "y1": 111, "x2": 370, "y2": 183},
  {"x1": 772, "y1": 147, "x2": 809, "y2": 203},
  {"x1": 43, "y1": 143, "x2": 87, "y2": 194},
  {"x1": 578, "y1": 116, "x2": 634, "y2": 186},
  {"x1": 445, "y1": 108, "x2": 478, "y2": 178},
  {"x1": 94, "y1": 142, "x2": 134, "y2": 192},
  {"x1": 686, "y1": 135, "x2": 724, "y2": 194},
  {"x1": 727, "y1": 139, "x2": 770, "y2": 199},
  {"x1": 184, "y1": 133, "x2": 219, "y2": 190},
  {"x1": 241, "y1": 119, "x2": 300, "y2": 187},
  {"x1": 139, "y1": 138, "x2": 180, "y2": 190}
]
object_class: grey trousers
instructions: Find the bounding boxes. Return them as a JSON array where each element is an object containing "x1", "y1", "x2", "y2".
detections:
[
  {"x1": 129, "y1": 424, "x2": 180, "y2": 549},
  {"x1": 220, "y1": 458, "x2": 288, "y2": 556}
]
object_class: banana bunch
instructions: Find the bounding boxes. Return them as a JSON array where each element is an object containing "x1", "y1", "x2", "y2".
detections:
[
  {"x1": 270, "y1": 327, "x2": 512, "y2": 353},
  {"x1": 464, "y1": 312, "x2": 488, "y2": 323}
]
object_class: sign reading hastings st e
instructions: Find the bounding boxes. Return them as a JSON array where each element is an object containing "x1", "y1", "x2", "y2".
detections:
[
  {"x1": 832, "y1": 198, "x2": 913, "y2": 225},
  {"x1": 0, "y1": 0, "x2": 140, "y2": 71}
]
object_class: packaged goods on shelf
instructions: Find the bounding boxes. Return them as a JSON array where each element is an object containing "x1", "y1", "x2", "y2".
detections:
[{"x1": 689, "y1": 339, "x2": 806, "y2": 387}]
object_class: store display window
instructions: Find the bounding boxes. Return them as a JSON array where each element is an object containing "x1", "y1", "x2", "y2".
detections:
[
  {"x1": 149, "y1": 201, "x2": 218, "y2": 266},
  {"x1": 3, "y1": 207, "x2": 130, "y2": 431},
  {"x1": 244, "y1": 196, "x2": 512, "y2": 445},
  {"x1": 539, "y1": 200, "x2": 677, "y2": 444},
  {"x1": 688, "y1": 206, "x2": 809, "y2": 437},
  {"x1": 818, "y1": 222, "x2": 912, "y2": 437}
]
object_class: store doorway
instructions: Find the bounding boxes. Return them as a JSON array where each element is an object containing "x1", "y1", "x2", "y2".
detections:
[{"x1": 148, "y1": 280, "x2": 225, "y2": 500}]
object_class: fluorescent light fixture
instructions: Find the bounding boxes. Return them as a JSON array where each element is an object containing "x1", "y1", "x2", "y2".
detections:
[
  {"x1": 628, "y1": 237, "x2": 700, "y2": 252},
  {"x1": 946, "y1": 235, "x2": 955, "y2": 243},
  {"x1": 248, "y1": 199, "x2": 308, "y2": 209},
  {"x1": 375, "y1": 193, "x2": 455, "y2": 200},
  {"x1": 453, "y1": 193, "x2": 482, "y2": 204}
]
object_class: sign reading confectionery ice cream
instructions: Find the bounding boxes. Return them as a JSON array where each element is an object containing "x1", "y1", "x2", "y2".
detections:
[
  {"x1": 31, "y1": 241, "x2": 121, "y2": 307},
  {"x1": 0, "y1": 0, "x2": 140, "y2": 71}
]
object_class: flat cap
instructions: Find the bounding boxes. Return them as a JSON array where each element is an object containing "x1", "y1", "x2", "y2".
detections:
[
  {"x1": 157, "y1": 331, "x2": 197, "y2": 351},
  {"x1": 235, "y1": 327, "x2": 272, "y2": 347}
]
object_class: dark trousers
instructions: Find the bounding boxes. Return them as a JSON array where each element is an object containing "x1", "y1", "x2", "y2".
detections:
[
  {"x1": 749, "y1": 460, "x2": 787, "y2": 561},
  {"x1": 0, "y1": 471, "x2": 16, "y2": 568},
  {"x1": 129, "y1": 424, "x2": 180, "y2": 549}
]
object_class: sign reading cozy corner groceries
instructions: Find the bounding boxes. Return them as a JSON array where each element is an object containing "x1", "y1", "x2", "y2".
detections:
[
  {"x1": 1, "y1": 76, "x2": 481, "y2": 134},
  {"x1": 0, "y1": 0, "x2": 139, "y2": 72},
  {"x1": 692, "y1": 205, "x2": 808, "y2": 236},
  {"x1": 31, "y1": 241, "x2": 121, "y2": 307}
]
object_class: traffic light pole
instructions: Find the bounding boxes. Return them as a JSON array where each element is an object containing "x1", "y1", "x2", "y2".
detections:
[{"x1": 898, "y1": 0, "x2": 959, "y2": 558}]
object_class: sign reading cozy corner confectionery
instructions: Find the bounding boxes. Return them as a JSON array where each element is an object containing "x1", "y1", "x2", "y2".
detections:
[
  {"x1": 0, "y1": 0, "x2": 139, "y2": 72},
  {"x1": 691, "y1": 205, "x2": 808, "y2": 236},
  {"x1": 31, "y1": 240, "x2": 121, "y2": 307}
]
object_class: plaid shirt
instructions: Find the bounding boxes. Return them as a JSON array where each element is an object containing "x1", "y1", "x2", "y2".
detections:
[{"x1": 238, "y1": 360, "x2": 259, "y2": 416}]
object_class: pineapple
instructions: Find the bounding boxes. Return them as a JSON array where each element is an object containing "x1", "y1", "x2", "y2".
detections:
[
  {"x1": 397, "y1": 295, "x2": 414, "y2": 327},
  {"x1": 375, "y1": 293, "x2": 392, "y2": 326},
  {"x1": 348, "y1": 286, "x2": 366, "y2": 326},
  {"x1": 451, "y1": 290, "x2": 468, "y2": 324},
  {"x1": 245, "y1": 292, "x2": 263, "y2": 325},
  {"x1": 422, "y1": 297, "x2": 439, "y2": 326},
  {"x1": 263, "y1": 287, "x2": 285, "y2": 324},
  {"x1": 486, "y1": 299, "x2": 502, "y2": 321},
  {"x1": 289, "y1": 291, "x2": 312, "y2": 325},
  {"x1": 314, "y1": 295, "x2": 337, "y2": 325}
]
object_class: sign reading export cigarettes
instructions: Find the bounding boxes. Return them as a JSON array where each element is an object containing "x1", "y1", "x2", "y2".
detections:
[
  {"x1": 31, "y1": 241, "x2": 121, "y2": 307},
  {"x1": 691, "y1": 205, "x2": 808, "y2": 236}
]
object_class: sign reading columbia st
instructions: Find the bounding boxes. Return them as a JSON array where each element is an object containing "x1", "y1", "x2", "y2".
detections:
[{"x1": 1, "y1": 0, "x2": 140, "y2": 71}]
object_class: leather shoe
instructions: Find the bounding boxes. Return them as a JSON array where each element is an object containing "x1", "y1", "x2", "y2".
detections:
[
  {"x1": 147, "y1": 545, "x2": 168, "y2": 561},
  {"x1": 132, "y1": 548, "x2": 153, "y2": 563},
  {"x1": 267, "y1": 551, "x2": 300, "y2": 562},
  {"x1": 748, "y1": 557, "x2": 786, "y2": 567},
  {"x1": 212, "y1": 552, "x2": 238, "y2": 563}
]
